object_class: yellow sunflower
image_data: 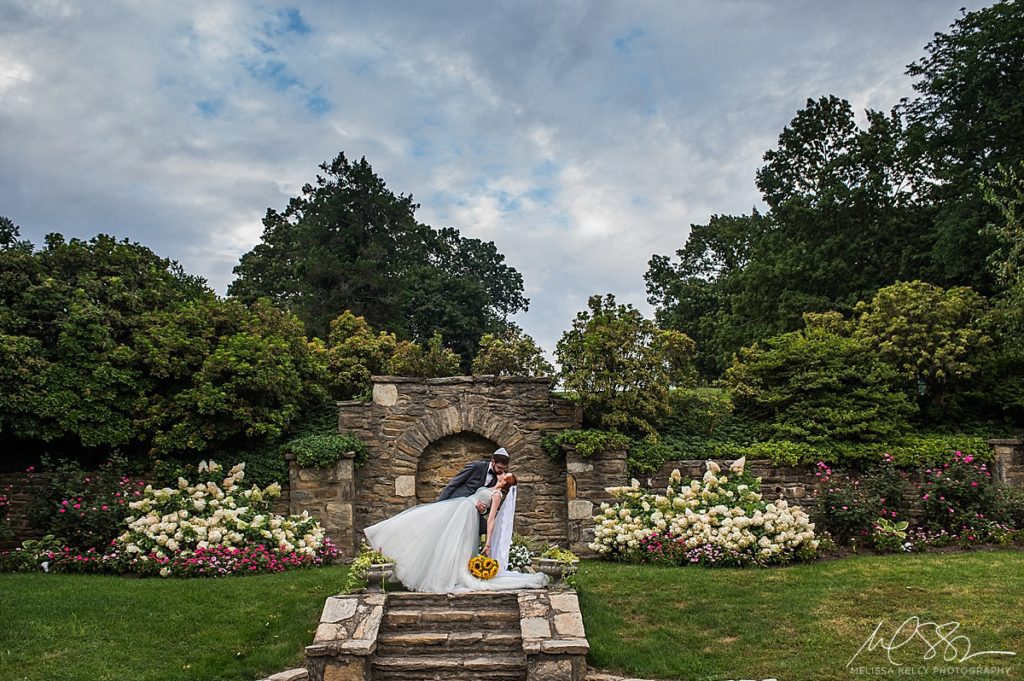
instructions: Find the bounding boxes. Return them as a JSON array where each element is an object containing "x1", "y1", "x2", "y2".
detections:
[{"x1": 468, "y1": 554, "x2": 499, "y2": 580}]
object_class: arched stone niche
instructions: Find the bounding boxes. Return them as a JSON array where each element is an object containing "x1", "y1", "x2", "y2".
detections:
[
  {"x1": 338, "y1": 375, "x2": 581, "y2": 555},
  {"x1": 417, "y1": 432, "x2": 498, "y2": 502}
]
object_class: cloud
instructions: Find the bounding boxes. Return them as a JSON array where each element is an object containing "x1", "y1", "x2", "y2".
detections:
[{"x1": 0, "y1": 0, "x2": 991, "y2": 361}]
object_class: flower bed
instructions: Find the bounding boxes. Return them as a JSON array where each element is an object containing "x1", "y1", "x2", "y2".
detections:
[
  {"x1": 0, "y1": 461, "x2": 338, "y2": 577},
  {"x1": 591, "y1": 457, "x2": 818, "y2": 566},
  {"x1": 811, "y1": 450, "x2": 1024, "y2": 553}
]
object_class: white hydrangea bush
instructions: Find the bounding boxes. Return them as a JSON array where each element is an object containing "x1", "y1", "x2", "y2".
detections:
[
  {"x1": 116, "y1": 461, "x2": 328, "y2": 560},
  {"x1": 590, "y1": 457, "x2": 818, "y2": 566}
]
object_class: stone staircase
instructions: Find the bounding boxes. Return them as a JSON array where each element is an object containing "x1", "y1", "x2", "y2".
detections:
[{"x1": 371, "y1": 592, "x2": 527, "y2": 681}]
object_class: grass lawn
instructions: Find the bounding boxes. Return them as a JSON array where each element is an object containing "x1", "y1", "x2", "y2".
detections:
[
  {"x1": 577, "y1": 550, "x2": 1024, "y2": 681},
  {"x1": 0, "y1": 565, "x2": 349, "y2": 681},
  {"x1": 2, "y1": 553, "x2": 1022, "y2": 681}
]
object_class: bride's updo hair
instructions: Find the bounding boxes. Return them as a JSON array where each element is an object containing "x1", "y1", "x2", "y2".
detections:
[{"x1": 501, "y1": 473, "x2": 517, "y2": 489}]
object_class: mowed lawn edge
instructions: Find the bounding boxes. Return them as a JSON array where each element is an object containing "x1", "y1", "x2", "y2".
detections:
[
  {"x1": 3, "y1": 553, "x2": 1023, "y2": 681},
  {"x1": 0, "y1": 565, "x2": 349, "y2": 681},
  {"x1": 577, "y1": 550, "x2": 1024, "y2": 681}
]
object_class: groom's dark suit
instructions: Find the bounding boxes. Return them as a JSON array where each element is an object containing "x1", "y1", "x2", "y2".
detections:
[{"x1": 438, "y1": 460, "x2": 498, "y2": 535}]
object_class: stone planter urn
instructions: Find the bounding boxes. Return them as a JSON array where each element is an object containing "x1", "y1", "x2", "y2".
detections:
[
  {"x1": 533, "y1": 557, "x2": 579, "y2": 585},
  {"x1": 364, "y1": 563, "x2": 395, "y2": 592}
]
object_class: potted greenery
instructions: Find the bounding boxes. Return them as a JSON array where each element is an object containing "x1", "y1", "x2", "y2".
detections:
[
  {"x1": 346, "y1": 543, "x2": 396, "y2": 592},
  {"x1": 533, "y1": 545, "x2": 579, "y2": 584}
]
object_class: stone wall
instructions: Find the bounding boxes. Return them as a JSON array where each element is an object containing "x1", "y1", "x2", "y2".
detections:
[
  {"x1": 647, "y1": 459, "x2": 818, "y2": 504},
  {"x1": 0, "y1": 471, "x2": 43, "y2": 549},
  {"x1": 990, "y1": 438, "x2": 1024, "y2": 486},
  {"x1": 338, "y1": 376, "x2": 581, "y2": 550},
  {"x1": 564, "y1": 447, "x2": 628, "y2": 556},
  {"x1": 287, "y1": 452, "x2": 357, "y2": 558}
]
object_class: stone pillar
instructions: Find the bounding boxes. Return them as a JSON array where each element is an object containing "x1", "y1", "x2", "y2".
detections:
[
  {"x1": 304, "y1": 593, "x2": 384, "y2": 681},
  {"x1": 564, "y1": 447, "x2": 628, "y2": 556},
  {"x1": 287, "y1": 451, "x2": 357, "y2": 560},
  {"x1": 989, "y1": 439, "x2": 1024, "y2": 487},
  {"x1": 519, "y1": 591, "x2": 589, "y2": 681}
]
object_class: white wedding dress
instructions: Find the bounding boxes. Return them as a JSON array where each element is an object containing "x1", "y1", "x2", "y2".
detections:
[{"x1": 364, "y1": 486, "x2": 548, "y2": 593}]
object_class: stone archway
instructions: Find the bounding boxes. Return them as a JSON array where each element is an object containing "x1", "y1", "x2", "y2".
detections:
[
  {"x1": 338, "y1": 376, "x2": 581, "y2": 552},
  {"x1": 417, "y1": 432, "x2": 498, "y2": 502}
]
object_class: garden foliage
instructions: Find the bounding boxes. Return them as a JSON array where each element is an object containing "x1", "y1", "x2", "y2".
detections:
[
  {"x1": 471, "y1": 326, "x2": 554, "y2": 377},
  {"x1": 591, "y1": 458, "x2": 818, "y2": 566},
  {"x1": 727, "y1": 320, "x2": 915, "y2": 445},
  {"x1": 556, "y1": 293, "x2": 696, "y2": 436}
]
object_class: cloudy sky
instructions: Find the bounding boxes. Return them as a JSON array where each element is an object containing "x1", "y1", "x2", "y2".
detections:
[{"x1": 0, "y1": 0, "x2": 991, "y2": 358}]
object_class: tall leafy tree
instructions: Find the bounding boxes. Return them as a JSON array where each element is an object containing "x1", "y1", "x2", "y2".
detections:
[
  {"x1": 556, "y1": 294, "x2": 696, "y2": 436},
  {"x1": 648, "y1": 97, "x2": 929, "y2": 376},
  {"x1": 902, "y1": 0, "x2": 1024, "y2": 293},
  {"x1": 850, "y1": 281, "x2": 990, "y2": 410},
  {"x1": 0, "y1": 230, "x2": 209, "y2": 453},
  {"x1": 229, "y1": 153, "x2": 528, "y2": 364}
]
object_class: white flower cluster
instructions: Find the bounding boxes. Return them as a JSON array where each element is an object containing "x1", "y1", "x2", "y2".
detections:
[
  {"x1": 591, "y1": 457, "x2": 818, "y2": 564},
  {"x1": 116, "y1": 461, "x2": 327, "y2": 559}
]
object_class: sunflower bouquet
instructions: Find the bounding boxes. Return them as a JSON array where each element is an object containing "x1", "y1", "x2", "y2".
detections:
[{"x1": 468, "y1": 554, "x2": 499, "y2": 580}]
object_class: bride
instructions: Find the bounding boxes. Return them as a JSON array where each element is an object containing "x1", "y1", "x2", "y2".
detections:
[{"x1": 364, "y1": 472, "x2": 548, "y2": 592}]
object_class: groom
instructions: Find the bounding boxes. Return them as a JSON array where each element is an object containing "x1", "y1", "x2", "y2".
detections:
[{"x1": 438, "y1": 447, "x2": 510, "y2": 534}]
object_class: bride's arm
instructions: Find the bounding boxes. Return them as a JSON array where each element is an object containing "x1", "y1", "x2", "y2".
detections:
[{"x1": 484, "y1": 492, "x2": 502, "y2": 556}]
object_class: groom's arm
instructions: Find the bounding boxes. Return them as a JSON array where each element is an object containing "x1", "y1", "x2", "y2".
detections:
[{"x1": 437, "y1": 462, "x2": 477, "y2": 501}]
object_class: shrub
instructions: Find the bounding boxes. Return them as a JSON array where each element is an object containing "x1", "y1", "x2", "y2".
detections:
[
  {"x1": 556, "y1": 294, "x2": 696, "y2": 436},
  {"x1": 28, "y1": 455, "x2": 140, "y2": 551},
  {"x1": 726, "y1": 322, "x2": 916, "y2": 445},
  {"x1": 0, "y1": 490, "x2": 11, "y2": 544},
  {"x1": 325, "y1": 310, "x2": 398, "y2": 399},
  {"x1": 591, "y1": 458, "x2": 818, "y2": 566},
  {"x1": 113, "y1": 461, "x2": 336, "y2": 576},
  {"x1": 541, "y1": 429, "x2": 631, "y2": 459},
  {"x1": 918, "y1": 451, "x2": 999, "y2": 533},
  {"x1": 385, "y1": 332, "x2": 461, "y2": 377},
  {"x1": 471, "y1": 327, "x2": 553, "y2": 377},
  {"x1": 811, "y1": 458, "x2": 911, "y2": 545},
  {"x1": 289, "y1": 433, "x2": 368, "y2": 468},
  {"x1": 994, "y1": 485, "x2": 1024, "y2": 528}
]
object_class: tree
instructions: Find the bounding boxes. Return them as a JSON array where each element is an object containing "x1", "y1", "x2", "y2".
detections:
[
  {"x1": 726, "y1": 319, "x2": 915, "y2": 445},
  {"x1": 229, "y1": 153, "x2": 528, "y2": 363},
  {"x1": 0, "y1": 232, "x2": 209, "y2": 452},
  {"x1": 556, "y1": 294, "x2": 696, "y2": 436},
  {"x1": 902, "y1": 0, "x2": 1024, "y2": 293},
  {"x1": 851, "y1": 281, "x2": 990, "y2": 410},
  {"x1": 648, "y1": 97, "x2": 930, "y2": 377},
  {"x1": 385, "y1": 332, "x2": 461, "y2": 378},
  {"x1": 136, "y1": 297, "x2": 328, "y2": 456},
  {"x1": 324, "y1": 310, "x2": 397, "y2": 399},
  {"x1": 471, "y1": 325, "x2": 554, "y2": 377},
  {"x1": 646, "y1": 211, "x2": 770, "y2": 377}
]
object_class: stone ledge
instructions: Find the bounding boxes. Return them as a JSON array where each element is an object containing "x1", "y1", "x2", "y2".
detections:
[{"x1": 257, "y1": 668, "x2": 308, "y2": 681}]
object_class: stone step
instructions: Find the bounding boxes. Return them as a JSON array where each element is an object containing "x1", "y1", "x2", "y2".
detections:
[
  {"x1": 383, "y1": 608, "x2": 520, "y2": 631},
  {"x1": 386, "y1": 592, "x2": 520, "y2": 609},
  {"x1": 372, "y1": 654, "x2": 526, "y2": 681},
  {"x1": 376, "y1": 631, "x2": 522, "y2": 655}
]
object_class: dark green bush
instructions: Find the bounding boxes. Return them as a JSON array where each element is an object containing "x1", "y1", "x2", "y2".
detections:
[
  {"x1": 289, "y1": 434, "x2": 368, "y2": 469},
  {"x1": 541, "y1": 429, "x2": 631, "y2": 459}
]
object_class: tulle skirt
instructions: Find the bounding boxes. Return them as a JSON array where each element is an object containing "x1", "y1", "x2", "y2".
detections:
[{"x1": 364, "y1": 496, "x2": 548, "y2": 593}]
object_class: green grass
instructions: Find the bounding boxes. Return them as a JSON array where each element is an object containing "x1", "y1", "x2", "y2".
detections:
[
  {"x1": 577, "y1": 551, "x2": 1024, "y2": 681},
  {"x1": 0, "y1": 566, "x2": 349, "y2": 681},
  {"x1": 3, "y1": 554, "x2": 1023, "y2": 681}
]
